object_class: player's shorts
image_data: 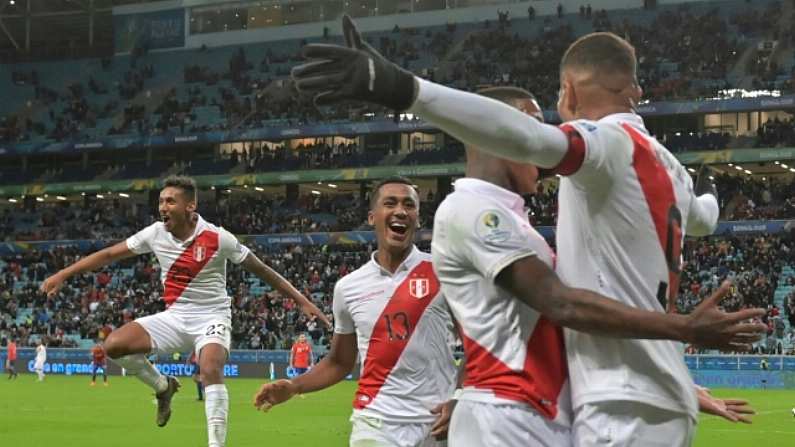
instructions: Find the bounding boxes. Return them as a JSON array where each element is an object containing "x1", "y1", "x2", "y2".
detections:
[
  {"x1": 294, "y1": 367, "x2": 308, "y2": 375},
  {"x1": 349, "y1": 412, "x2": 444, "y2": 447},
  {"x1": 135, "y1": 309, "x2": 232, "y2": 356},
  {"x1": 34, "y1": 360, "x2": 45, "y2": 370},
  {"x1": 449, "y1": 399, "x2": 571, "y2": 447},
  {"x1": 92, "y1": 361, "x2": 107, "y2": 371},
  {"x1": 572, "y1": 401, "x2": 694, "y2": 447}
]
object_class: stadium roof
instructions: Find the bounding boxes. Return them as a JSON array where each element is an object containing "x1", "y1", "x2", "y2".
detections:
[{"x1": 0, "y1": 0, "x2": 157, "y2": 62}]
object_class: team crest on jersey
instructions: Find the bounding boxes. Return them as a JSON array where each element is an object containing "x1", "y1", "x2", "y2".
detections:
[
  {"x1": 409, "y1": 278, "x2": 430, "y2": 299},
  {"x1": 194, "y1": 245, "x2": 206, "y2": 262}
]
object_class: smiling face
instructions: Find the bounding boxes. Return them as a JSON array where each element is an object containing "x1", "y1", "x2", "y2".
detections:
[
  {"x1": 158, "y1": 186, "x2": 196, "y2": 235},
  {"x1": 368, "y1": 182, "x2": 420, "y2": 253}
]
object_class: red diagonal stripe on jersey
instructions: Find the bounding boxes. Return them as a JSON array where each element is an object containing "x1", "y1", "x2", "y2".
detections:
[
  {"x1": 461, "y1": 316, "x2": 567, "y2": 419},
  {"x1": 623, "y1": 124, "x2": 682, "y2": 311},
  {"x1": 162, "y1": 230, "x2": 219, "y2": 307},
  {"x1": 353, "y1": 261, "x2": 440, "y2": 410}
]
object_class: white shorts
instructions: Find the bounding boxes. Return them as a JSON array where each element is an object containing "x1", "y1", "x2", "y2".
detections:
[
  {"x1": 349, "y1": 413, "x2": 444, "y2": 447},
  {"x1": 135, "y1": 309, "x2": 232, "y2": 357},
  {"x1": 449, "y1": 400, "x2": 571, "y2": 447},
  {"x1": 573, "y1": 401, "x2": 695, "y2": 447},
  {"x1": 34, "y1": 360, "x2": 45, "y2": 370}
]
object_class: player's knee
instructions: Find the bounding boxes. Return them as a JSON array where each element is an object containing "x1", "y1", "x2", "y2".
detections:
[{"x1": 103, "y1": 336, "x2": 126, "y2": 359}]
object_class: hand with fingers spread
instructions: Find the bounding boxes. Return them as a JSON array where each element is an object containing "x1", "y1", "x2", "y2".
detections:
[
  {"x1": 253, "y1": 379, "x2": 300, "y2": 412},
  {"x1": 291, "y1": 15, "x2": 417, "y2": 110},
  {"x1": 696, "y1": 386, "x2": 755, "y2": 423},
  {"x1": 682, "y1": 281, "x2": 767, "y2": 351}
]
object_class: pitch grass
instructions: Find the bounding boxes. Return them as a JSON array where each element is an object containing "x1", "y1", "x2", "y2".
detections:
[{"x1": 1, "y1": 375, "x2": 793, "y2": 446}]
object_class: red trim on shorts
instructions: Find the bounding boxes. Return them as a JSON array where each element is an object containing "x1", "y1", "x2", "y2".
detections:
[
  {"x1": 622, "y1": 123, "x2": 682, "y2": 311},
  {"x1": 353, "y1": 261, "x2": 440, "y2": 410},
  {"x1": 162, "y1": 230, "x2": 220, "y2": 307},
  {"x1": 544, "y1": 124, "x2": 586, "y2": 176},
  {"x1": 461, "y1": 317, "x2": 567, "y2": 420}
]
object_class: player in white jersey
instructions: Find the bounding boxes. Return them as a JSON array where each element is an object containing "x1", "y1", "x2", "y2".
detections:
[
  {"x1": 34, "y1": 338, "x2": 47, "y2": 382},
  {"x1": 41, "y1": 175, "x2": 329, "y2": 447},
  {"x1": 254, "y1": 177, "x2": 459, "y2": 447},
  {"x1": 432, "y1": 87, "x2": 762, "y2": 446},
  {"x1": 291, "y1": 19, "x2": 766, "y2": 445}
]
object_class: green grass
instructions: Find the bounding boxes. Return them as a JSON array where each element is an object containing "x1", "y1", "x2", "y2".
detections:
[{"x1": 0, "y1": 375, "x2": 793, "y2": 446}]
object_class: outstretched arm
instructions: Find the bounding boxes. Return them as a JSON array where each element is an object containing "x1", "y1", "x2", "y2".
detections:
[
  {"x1": 497, "y1": 256, "x2": 765, "y2": 350},
  {"x1": 408, "y1": 78, "x2": 570, "y2": 168},
  {"x1": 240, "y1": 253, "x2": 331, "y2": 328},
  {"x1": 40, "y1": 241, "x2": 136, "y2": 297},
  {"x1": 253, "y1": 332, "x2": 357, "y2": 411}
]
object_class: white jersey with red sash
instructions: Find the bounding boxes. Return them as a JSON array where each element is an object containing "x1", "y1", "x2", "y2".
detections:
[
  {"x1": 332, "y1": 246, "x2": 457, "y2": 423},
  {"x1": 126, "y1": 214, "x2": 250, "y2": 316}
]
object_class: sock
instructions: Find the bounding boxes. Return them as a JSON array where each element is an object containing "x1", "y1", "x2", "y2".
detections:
[
  {"x1": 37, "y1": 370, "x2": 44, "y2": 381},
  {"x1": 112, "y1": 354, "x2": 167, "y2": 393},
  {"x1": 204, "y1": 384, "x2": 229, "y2": 447}
]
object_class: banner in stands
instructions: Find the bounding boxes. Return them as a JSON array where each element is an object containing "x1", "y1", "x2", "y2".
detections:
[
  {"x1": 0, "y1": 221, "x2": 790, "y2": 255},
  {"x1": 114, "y1": 9, "x2": 185, "y2": 54}
]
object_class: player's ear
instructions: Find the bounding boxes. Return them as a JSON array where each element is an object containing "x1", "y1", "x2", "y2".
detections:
[{"x1": 367, "y1": 210, "x2": 375, "y2": 227}]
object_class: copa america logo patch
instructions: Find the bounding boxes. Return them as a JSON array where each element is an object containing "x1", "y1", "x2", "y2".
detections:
[
  {"x1": 409, "y1": 278, "x2": 430, "y2": 299},
  {"x1": 194, "y1": 245, "x2": 206, "y2": 262},
  {"x1": 475, "y1": 210, "x2": 513, "y2": 244}
]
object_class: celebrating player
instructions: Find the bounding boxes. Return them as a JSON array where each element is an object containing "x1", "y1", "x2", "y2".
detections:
[
  {"x1": 90, "y1": 342, "x2": 108, "y2": 386},
  {"x1": 432, "y1": 87, "x2": 763, "y2": 445},
  {"x1": 254, "y1": 177, "x2": 459, "y2": 447},
  {"x1": 34, "y1": 338, "x2": 47, "y2": 382},
  {"x1": 292, "y1": 18, "x2": 767, "y2": 445},
  {"x1": 41, "y1": 175, "x2": 329, "y2": 447},
  {"x1": 289, "y1": 333, "x2": 314, "y2": 376}
]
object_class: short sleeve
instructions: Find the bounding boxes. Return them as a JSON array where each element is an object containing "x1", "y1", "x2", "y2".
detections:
[
  {"x1": 449, "y1": 204, "x2": 540, "y2": 282},
  {"x1": 332, "y1": 282, "x2": 355, "y2": 335},
  {"x1": 219, "y1": 228, "x2": 250, "y2": 264},
  {"x1": 126, "y1": 223, "x2": 158, "y2": 255}
]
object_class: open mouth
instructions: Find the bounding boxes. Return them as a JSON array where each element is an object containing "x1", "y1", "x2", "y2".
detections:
[
  {"x1": 161, "y1": 215, "x2": 171, "y2": 225},
  {"x1": 388, "y1": 222, "x2": 408, "y2": 236}
]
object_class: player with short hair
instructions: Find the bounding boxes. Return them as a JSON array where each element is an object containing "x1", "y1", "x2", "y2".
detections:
[
  {"x1": 292, "y1": 20, "x2": 767, "y2": 445},
  {"x1": 41, "y1": 175, "x2": 329, "y2": 447},
  {"x1": 6, "y1": 338, "x2": 18, "y2": 380},
  {"x1": 290, "y1": 333, "x2": 314, "y2": 376},
  {"x1": 34, "y1": 338, "x2": 47, "y2": 382},
  {"x1": 254, "y1": 177, "x2": 459, "y2": 447},
  {"x1": 90, "y1": 342, "x2": 108, "y2": 386},
  {"x1": 433, "y1": 86, "x2": 762, "y2": 446}
]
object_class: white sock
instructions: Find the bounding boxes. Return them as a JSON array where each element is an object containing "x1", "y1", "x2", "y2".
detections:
[
  {"x1": 112, "y1": 354, "x2": 167, "y2": 393},
  {"x1": 204, "y1": 384, "x2": 229, "y2": 447},
  {"x1": 36, "y1": 370, "x2": 44, "y2": 381}
]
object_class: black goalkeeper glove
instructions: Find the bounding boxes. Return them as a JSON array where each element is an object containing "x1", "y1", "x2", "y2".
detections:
[
  {"x1": 291, "y1": 15, "x2": 417, "y2": 111},
  {"x1": 694, "y1": 165, "x2": 718, "y2": 201}
]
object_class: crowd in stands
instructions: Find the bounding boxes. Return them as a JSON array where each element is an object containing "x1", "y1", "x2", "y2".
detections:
[
  {"x1": 0, "y1": 1, "x2": 788, "y2": 147},
  {"x1": 677, "y1": 234, "x2": 795, "y2": 354},
  {"x1": 4, "y1": 229, "x2": 795, "y2": 354},
  {"x1": 1, "y1": 172, "x2": 793, "y2": 242}
]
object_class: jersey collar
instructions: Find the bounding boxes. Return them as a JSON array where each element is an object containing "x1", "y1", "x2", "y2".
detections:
[
  {"x1": 370, "y1": 245, "x2": 421, "y2": 277},
  {"x1": 454, "y1": 178, "x2": 525, "y2": 216},
  {"x1": 600, "y1": 112, "x2": 649, "y2": 135},
  {"x1": 170, "y1": 213, "x2": 207, "y2": 247}
]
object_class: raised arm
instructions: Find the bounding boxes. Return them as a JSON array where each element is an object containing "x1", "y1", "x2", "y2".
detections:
[
  {"x1": 240, "y1": 253, "x2": 331, "y2": 328},
  {"x1": 40, "y1": 241, "x2": 136, "y2": 298},
  {"x1": 292, "y1": 15, "x2": 569, "y2": 168}
]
